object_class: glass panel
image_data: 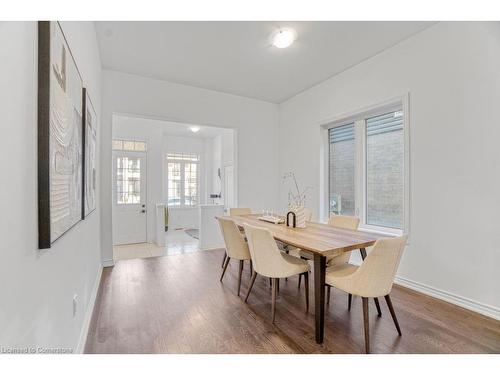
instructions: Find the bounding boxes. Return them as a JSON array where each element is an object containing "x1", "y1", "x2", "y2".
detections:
[
  {"x1": 116, "y1": 156, "x2": 141, "y2": 204},
  {"x1": 134, "y1": 141, "x2": 147, "y2": 152},
  {"x1": 166, "y1": 152, "x2": 199, "y2": 161},
  {"x1": 112, "y1": 140, "x2": 123, "y2": 150},
  {"x1": 167, "y1": 163, "x2": 181, "y2": 206},
  {"x1": 123, "y1": 141, "x2": 135, "y2": 151},
  {"x1": 184, "y1": 163, "x2": 197, "y2": 206},
  {"x1": 329, "y1": 123, "x2": 355, "y2": 216},
  {"x1": 366, "y1": 111, "x2": 404, "y2": 229}
]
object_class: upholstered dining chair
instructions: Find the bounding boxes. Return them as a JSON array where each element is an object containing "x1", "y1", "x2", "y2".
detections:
[
  {"x1": 325, "y1": 235, "x2": 408, "y2": 353},
  {"x1": 324, "y1": 214, "x2": 360, "y2": 305},
  {"x1": 217, "y1": 217, "x2": 252, "y2": 296},
  {"x1": 297, "y1": 214, "x2": 360, "y2": 298},
  {"x1": 221, "y1": 208, "x2": 252, "y2": 268},
  {"x1": 243, "y1": 223, "x2": 310, "y2": 323}
]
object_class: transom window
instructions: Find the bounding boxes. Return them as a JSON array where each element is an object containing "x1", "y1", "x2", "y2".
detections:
[
  {"x1": 113, "y1": 139, "x2": 147, "y2": 152},
  {"x1": 327, "y1": 100, "x2": 408, "y2": 234},
  {"x1": 167, "y1": 153, "x2": 200, "y2": 207}
]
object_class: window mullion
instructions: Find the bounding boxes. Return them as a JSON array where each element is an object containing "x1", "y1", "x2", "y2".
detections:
[{"x1": 354, "y1": 119, "x2": 365, "y2": 222}]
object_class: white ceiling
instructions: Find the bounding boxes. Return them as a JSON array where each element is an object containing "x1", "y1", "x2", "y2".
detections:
[{"x1": 96, "y1": 21, "x2": 435, "y2": 103}]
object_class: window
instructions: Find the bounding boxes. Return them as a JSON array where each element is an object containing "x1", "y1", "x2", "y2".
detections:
[
  {"x1": 116, "y1": 156, "x2": 141, "y2": 204},
  {"x1": 329, "y1": 123, "x2": 355, "y2": 216},
  {"x1": 113, "y1": 139, "x2": 147, "y2": 152},
  {"x1": 366, "y1": 111, "x2": 404, "y2": 229},
  {"x1": 327, "y1": 101, "x2": 408, "y2": 233},
  {"x1": 167, "y1": 153, "x2": 200, "y2": 207}
]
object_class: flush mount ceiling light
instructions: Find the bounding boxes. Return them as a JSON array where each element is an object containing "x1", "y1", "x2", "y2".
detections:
[
  {"x1": 271, "y1": 28, "x2": 297, "y2": 49},
  {"x1": 190, "y1": 126, "x2": 200, "y2": 133}
]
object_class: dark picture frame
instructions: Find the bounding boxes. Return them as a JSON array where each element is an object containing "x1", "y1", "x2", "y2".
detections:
[
  {"x1": 38, "y1": 21, "x2": 84, "y2": 249},
  {"x1": 82, "y1": 87, "x2": 97, "y2": 218}
]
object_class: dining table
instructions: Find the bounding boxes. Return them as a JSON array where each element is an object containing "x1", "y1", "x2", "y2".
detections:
[{"x1": 220, "y1": 213, "x2": 390, "y2": 344}]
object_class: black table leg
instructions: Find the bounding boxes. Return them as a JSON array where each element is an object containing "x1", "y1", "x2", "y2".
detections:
[{"x1": 313, "y1": 253, "x2": 327, "y2": 344}]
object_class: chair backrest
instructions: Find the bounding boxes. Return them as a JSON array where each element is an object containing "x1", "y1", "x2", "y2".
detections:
[
  {"x1": 243, "y1": 223, "x2": 290, "y2": 278},
  {"x1": 328, "y1": 214, "x2": 360, "y2": 230},
  {"x1": 229, "y1": 207, "x2": 252, "y2": 216},
  {"x1": 217, "y1": 218, "x2": 250, "y2": 260},
  {"x1": 351, "y1": 235, "x2": 408, "y2": 297}
]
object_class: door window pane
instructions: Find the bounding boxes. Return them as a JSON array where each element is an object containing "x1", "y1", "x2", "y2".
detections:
[
  {"x1": 366, "y1": 111, "x2": 404, "y2": 229},
  {"x1": 116, "y1": 156, "x2": 141, "y2": 204},
  {"x1": 167, "y1": 163, "x2": 181, "y2": 206},
  {"x1": 328, "y1": 123, "x2": 355, "y2": 216}
]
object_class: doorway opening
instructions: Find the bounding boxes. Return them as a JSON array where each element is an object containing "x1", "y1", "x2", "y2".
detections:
[{"x1": 111, "y1": 114, "x2": 236, "y2": 262}]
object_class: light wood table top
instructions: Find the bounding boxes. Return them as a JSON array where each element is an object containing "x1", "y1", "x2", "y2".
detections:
[{"x1": 219, "y1": 214, "x2": 390, "y2": 257}]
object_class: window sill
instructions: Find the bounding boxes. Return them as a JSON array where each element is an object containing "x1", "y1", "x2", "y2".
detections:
[{"x1": 358, "y1": 226, "x2": 402, "y2": 237}]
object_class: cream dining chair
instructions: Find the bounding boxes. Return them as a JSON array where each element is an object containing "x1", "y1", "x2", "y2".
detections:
[
  {"x1": 296, "y1": 214, "x2": 360, "y2": 299},
  {"x1": 325, "y1": 235, "x2": 407, "y2": 353},
  {"x1": 221, "y1": 208, "x2": 252, "y2": 268},
  {"x1": 243, "y1": 223, "x2": 310, "y2": 323},
  {"x1": 324, "y1": 214, "x2": 360, "y2": 306},
  {"x1": 218, "y1": 217, "x2": 252, "y2": 296}
]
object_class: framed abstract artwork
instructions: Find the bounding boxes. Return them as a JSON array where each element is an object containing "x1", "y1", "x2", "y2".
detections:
[
  {"x1": 38, "y1": 21, "x2": 84, "y2": 249},
  {"x1": 82, "y1": 88, "x2": 97, "y2": 218}
]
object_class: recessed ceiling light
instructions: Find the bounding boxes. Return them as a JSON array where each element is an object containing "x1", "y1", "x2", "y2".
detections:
[
  {"x1": 190, "y1": 126, "x2": 200, "y2": 133},
  {"x1": 271, "y1": 28, "x2": 297, "y2": 49}
]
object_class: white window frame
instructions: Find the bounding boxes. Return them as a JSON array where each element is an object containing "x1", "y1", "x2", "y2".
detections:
[
  {"x1": 321, "y1": 95, "x2": 410, "y2": 236},
  {"x1": 166, "y1": 153, "x2": 200, "y2": 208}
]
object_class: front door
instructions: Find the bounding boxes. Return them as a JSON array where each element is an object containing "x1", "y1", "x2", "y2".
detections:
[{"x1": 112, "y1": 150, "x2": 147, "y2": 245}]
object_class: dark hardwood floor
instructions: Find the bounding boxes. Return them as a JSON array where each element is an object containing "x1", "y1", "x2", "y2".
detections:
[{"x1": 85, "y1": 249, "x2": 500, "y2": 354}]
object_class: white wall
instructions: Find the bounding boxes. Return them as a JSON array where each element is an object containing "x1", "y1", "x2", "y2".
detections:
[
  {"x1": 279, "y1": 22, "x2": 500, "y2": 316},
  {"x1": 0, "y1": 22, "x2": 102, "y2": 350},
  {"x1": 101, "y1": 70, "x2": 280, "y2": 263}
]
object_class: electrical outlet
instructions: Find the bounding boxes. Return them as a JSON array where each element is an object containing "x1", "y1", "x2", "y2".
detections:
[{"x1": 72, "y1": 294, "x2": 78, "y2": 317}]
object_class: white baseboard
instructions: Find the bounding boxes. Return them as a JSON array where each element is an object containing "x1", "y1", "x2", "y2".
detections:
[
  {"x1": 75, "y1": 265, "x2": 103, "y2": 354},
  {"x1": 394, "y1": 276, "x2": 500, "y2": 321},
  {"x1": 349, "y1": 260, "x2": 499, "y2": 321},
  {"x1": 102, "y1": 258, "x2": 115, "y2": 267}
]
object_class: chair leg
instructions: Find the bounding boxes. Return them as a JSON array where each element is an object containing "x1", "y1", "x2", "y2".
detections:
[
  {"x1": 269, "y1": 278, "x2": 272, "y2": 287},
  {"x1": 237, "y1": 260, "x2": 244, "y2": 296},
  {"x1": 304, "y1": 272, "x2": 309, "y2": 311},
  {"x1": 271, "y1": 278, "x2": 277, "y2": 323},
  {"x1": 277, "y1": 279, "x2": 280, "y2": 294},
  {"x1": 348, "y1": 294, "x2": 352, "y2": 311},
  {"x1": 298, "y1": 273, "x2": 302, "y2": 289},
  {"x1": 326, "y1": 285, "x2": 331, "y2": 305},
  {"x1": 221, "y1": 252, "x2": 227, "y2": 268},
  {"x1": 384, "y1": 295, "x2": 402, "y2": 336},
  {"x1": 220, "y1": 256, "x2": 230, "y2": 282},
  {"x1": 245, "y1": 272, "x2": 257, "y2": 302},
  {"x1": 249, "y1": 260, "x2": 253, "y2": 276},
  {"x1": 374, "y1": 298, "x2": 382, "y2": 317},
  {"x1": 362, "y1": 297, "x2": 370, "y2": 354}
]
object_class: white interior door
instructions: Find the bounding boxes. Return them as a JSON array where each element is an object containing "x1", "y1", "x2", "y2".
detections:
[
  {"x1": 224, "y1": 165, "x2": 235, "y2": 209},
  {"x1": 112, "y1": 150, "x2": 147, "y2": 245}
]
